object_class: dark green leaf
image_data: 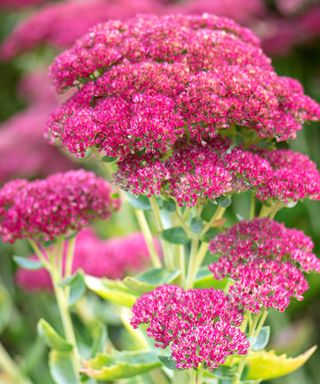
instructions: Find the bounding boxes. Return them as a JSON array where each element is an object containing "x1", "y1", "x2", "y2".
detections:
[
  {"x1": 60, "y1": 272, "x2": 86, "y2": 306},
  {"x1": 158, "y1": 356, "x2": 179, "y2": 371},
  {"x1": 161, "y1": 227, "x2": 190, "y2": 245},
  {"x1": 13, "y1": 256, "x2": 43, "y2": 270},
  {"x1": 49, "y1": 350, "x2": 78, "y2": 384},
  {"x1": 201, "y1": 228, "x2": 218, "y2": 242},
  {"x1": 216, "y1": 196, "x2": 232, "y2": 208},
  {"x1": 190, "y1": 217, "x2": 204, "y2": 234},
  {"x1": 252, "y1": 327, "x2": 270, "y2": 351},
  {"x1": 37, "y1": 319, "x2": 73, "y2": 352},
  {"x1": 126, "y1": 193, "x2": 151, "y2": 211},
  {"x1": 158, "y1": 198, "x2": 176, "y2": 212},
  {"x1": 101, "y1": 155, "x2": 117, "y2": 163}
]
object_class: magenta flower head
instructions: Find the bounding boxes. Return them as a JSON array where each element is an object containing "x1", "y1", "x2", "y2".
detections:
[
  {"x1": 1, "y1": 0, "x2": 160, "y2": 59},
  {"x1": 47, "y1": 14, "x2": 320, "y2": 160},
  {"x1": 16, "y1": 229, "x2": 157, "y2": 291},
  {"x1": 115, "y1": 138, "x2": 272, "y2": 206},
  {"x1": 131, "y1": 285, "x2": 249, "y2": 370},
  {"x1": 208, "y1": 218, "x2": 320, "y2": 312},
  {"x1": 256, "y1": 149, "x2": 320, "y2": 203},
  {"x1": 0, "y1": 170, "x2": 120, "y2": 243}
]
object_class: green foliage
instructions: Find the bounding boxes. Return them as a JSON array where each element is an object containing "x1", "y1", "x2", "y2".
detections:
[
  {"x1": 126, "y1": 193, "x2": 151, "y2": 211},
  {"x1": 161, "y1": 227, "x2": 190, "y2": 244},
  {"x1": 60, "y1": 271, "x2": 86, "y2": 306},
  {"x1": 37, "y1": 319, "x2": 73, "y2": 352},
  {"x1": 81, "y1": 350, "x2": 161, "y2": 381},
  {"x1": 193, "y1": 267, "x2": 230, "y2": 290},
  {"x1": 85, "y1": 275, "x2": 137, "y2": 307},
  {"x1": 13, "y1": 255, "x2": 43, "y2": 270},
  {"x1": 0, "y1": 281, "x2": 12, "y2": 335},
  {"x1": 251, "y1": 327, "x2": 271, "y2": 352},
  {"x1": 49, "y1": 350, "x2": 78, "y2": 384},
  {"x1": 123, "y1": 268, "x2": 180, "y2": 295}
]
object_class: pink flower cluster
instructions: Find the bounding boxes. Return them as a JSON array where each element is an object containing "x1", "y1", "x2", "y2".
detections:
[
  {"x1": 209, "y1": 218, "x2": 320, "y2": 312},
  {"x1": 0, "y1": 170, "x2": 120, "y2": 243},
  {"x1": 131, "y1": 285, "x2": 248, "y2": 369},
  {"x1": 16, "y1": 229, "x2": 156, "y2": 291},
  {"x1": 115, "y1": 138, "x2": 271, "y2": 206},
  {"x1": 47, "y1": 14, "x2": 320, "y2": 159},
  {"x1": 1, "y1": 0, "x2": 160, "y2": 58},
  {"x1": 256, "y1": 149, "x2": 320, "y2": 202},
  {"x1": 115, "y1": 138, "x2": 320, "y2": 206}
]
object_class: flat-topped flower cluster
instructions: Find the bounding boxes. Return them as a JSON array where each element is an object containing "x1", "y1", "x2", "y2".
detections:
[
  {"x1": 0, "y1": 170, "x2": 119, "y2": 242},
  {"x1": 131, "y1": 285, "x2": 248, "y2": 369},
  {"x1": 209, "y1": 218, "x2": 320, "y2": 313},
  {"x1": 45, "y1": 14, "x2": 320, "y2": 207}
]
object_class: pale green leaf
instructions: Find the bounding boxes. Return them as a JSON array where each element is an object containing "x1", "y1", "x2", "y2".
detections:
[
  {"x1": 49, "y1": 350, "x2": 78, "y2": 384},
  {"x1": 14, "y1": 256, "x2": 43, "y2": 270},
  {"x1": 37, "y1": 319, "x2": 72, "y2": 352}
]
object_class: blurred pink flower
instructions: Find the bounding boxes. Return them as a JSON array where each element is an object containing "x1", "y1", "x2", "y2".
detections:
[
  {"x1": 0, "y1": 170, "x2": 120, "y2": 242},
  {"x1": 16, "y1": 229, "x2": 158, "y2": 291}
]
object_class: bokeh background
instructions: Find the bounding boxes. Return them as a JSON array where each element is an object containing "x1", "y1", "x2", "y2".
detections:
[{"x1": 0, "y1": 0, "x2": 319, "y2": 383}]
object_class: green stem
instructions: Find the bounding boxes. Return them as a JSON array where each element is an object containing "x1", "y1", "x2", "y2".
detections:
[
  {"x1": 232, "y1": 357, "x2": 246, "y2": 384},
  {"x1": 185, "y1": 239, "x2": 199, "y2": 289},
  {"x1": 254, "y1": 309, "x2": 268, "y2": 339},
  {"x1": 134, "y1": 209, "x2": 162, "y2": 268},
  {"x1": 0, "y1": 342, "x2": 33, "y2": 384},
  {"x1": 149, "y1": 197, "x2": 174, "y2": 270},
  {"x1": 250, "y1": 192, "x2": 256, "y2": 220},
  {"x1": 201, "y1": 206, "x2": 226, "y2": 236},
  {"x1": 29, "y1": 240, "x2": 81, "y2": 382}
]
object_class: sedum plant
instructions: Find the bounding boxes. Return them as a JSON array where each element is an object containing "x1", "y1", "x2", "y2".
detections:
[{"x1": 0, "y1": 12, "x2": 320, "y2": 384}]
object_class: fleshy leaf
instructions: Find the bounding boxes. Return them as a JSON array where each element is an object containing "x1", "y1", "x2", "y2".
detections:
[
  {"x1": 37, "y1": 319, "x2": 73, "y2": 352},
  {"x1": 60, "y1": 271, "x2": 86, "y2": 306},
  {"x1": 251, "y1": 327, "x2": 270, "y2": 351},
  {"x1": 14, "y1": 256, "x2": 43, "y2": 270},
  {"x1": 161, "y1": 227, "x2": 190, "y2": 245},
  {"x1": 247, "y1": 346, "x2": 317, "y2": 380},
  {"x1": 123, "y1": 268, "x2": 180, "y2": 295},
  {"x1": 81, "y1": 350, "x2": 161, "y2": 381},
  {"x1": 158, "y1": 356, "x2": 179, "y2": 371},
  {"x1": 49, "y1": 350, "x2": 78, "y2": 384},
  {"x1": 126, "y1": 193, "x2": 151, "y2": 211},
  {"x1": 85, "y1": 275, "x2": 137, "y2": 307}
]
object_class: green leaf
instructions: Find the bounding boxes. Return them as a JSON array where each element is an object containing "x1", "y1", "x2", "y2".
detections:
[
  {"x1": 81, "y1": 350, "x2": 161, "y2": 381},
  {"x1": 123, "y1": 268, "x2": 180, "y2": 295},
  {"x1": 91, "y1": 322, "x2": 107, "y2": 358},
  {"x1": 0, "y1": 282, "x2": 12, "y2": 335},
  {"x1": 126, "y1": 193, "x2": 151, "y2": 211},
  {"x1": 193, "y1": 267, "x2": 230, "y2": 290},
  {"x1": 201, "y1": 228, "x2": 218, "y2": 242},
  {"x1": 158, "y1": 356, "x2": 178, "y2": 371},
  {"x1": 161, "y1": 227, "x2": 190, "y2": 245},
  {"x1": 216, "y1": 196, "x2": 232, "y2": 208},
  {"x1": 85, "y1": 275, "x2": 137, "y2": 307},
  {"x1": 60, "y1": 271, "x2": 86, "y2": 306},
  {"x1": 37, "y1": 319, "x2": 73, "y2": 352},
  {"x1": 251, "y1": 327, "x2": 270, "y2": 351},
  {"x1": 190, "y1": 217, "x2": 204, "y2": 234},
  {"x1": 49, "y1": 350, "x2": 78, "y2": 384},
  {"x1": 13, "y1": 256, "x2": 43, "y2": 270},
  {"x1": 158, "y1": 197, "x2": 176, "y2": 212},
  {"x1": 101, "y1": 155, "x2": 117, "y2": 163},
  {"x1": 246, "y1": 346, "x2": 317, "y2": 380}
]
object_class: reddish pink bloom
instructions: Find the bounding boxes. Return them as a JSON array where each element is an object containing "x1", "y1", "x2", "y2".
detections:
[
  {"x1": 0, "y1": 170, "x2": 120, "y2": 243},
  {"x1": 228, "y1": 260, "x2": 308, "y2": 313},
  {"x1": 209, "y1": 218, "x2": 320, "y2": 273},
  {"x1": 256, "y1": 149, "x2": 320, "y2": 203},
  {"x1": 131, "y1": 285, "x2": 248, "y2": 369},
  {"x1": 47, "y1": 14, "x2": 320, "y2": 158},
  {"x1": 115, "y1": 139, "x2": 271, "y2": 206},
  {"x1": 16, "y1": 229, "x2": 157, "y2": 291},
  {"x1": 1, "y1": 0, "x2": 160, "y2": 58}
]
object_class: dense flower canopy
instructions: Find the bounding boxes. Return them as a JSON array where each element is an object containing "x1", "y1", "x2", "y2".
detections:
[
  {"x1": 0, "y1": 170, "x2": 120, "y2": 242},
  {"x1": 47, "y1": 14, "x2": 320, "y2": 160},
  {"x1": 1, "y1": 0, "x2": 160, "y2": 58},
  {"x1": 131, "y1": 285, "x2": 248, "y2": 369},
  {"x1": 209, "y1": 218, "x2": 320, "y2": 312},
  {"x1": 16, "y1": 229, "x2": 156, "y2": 291}
]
